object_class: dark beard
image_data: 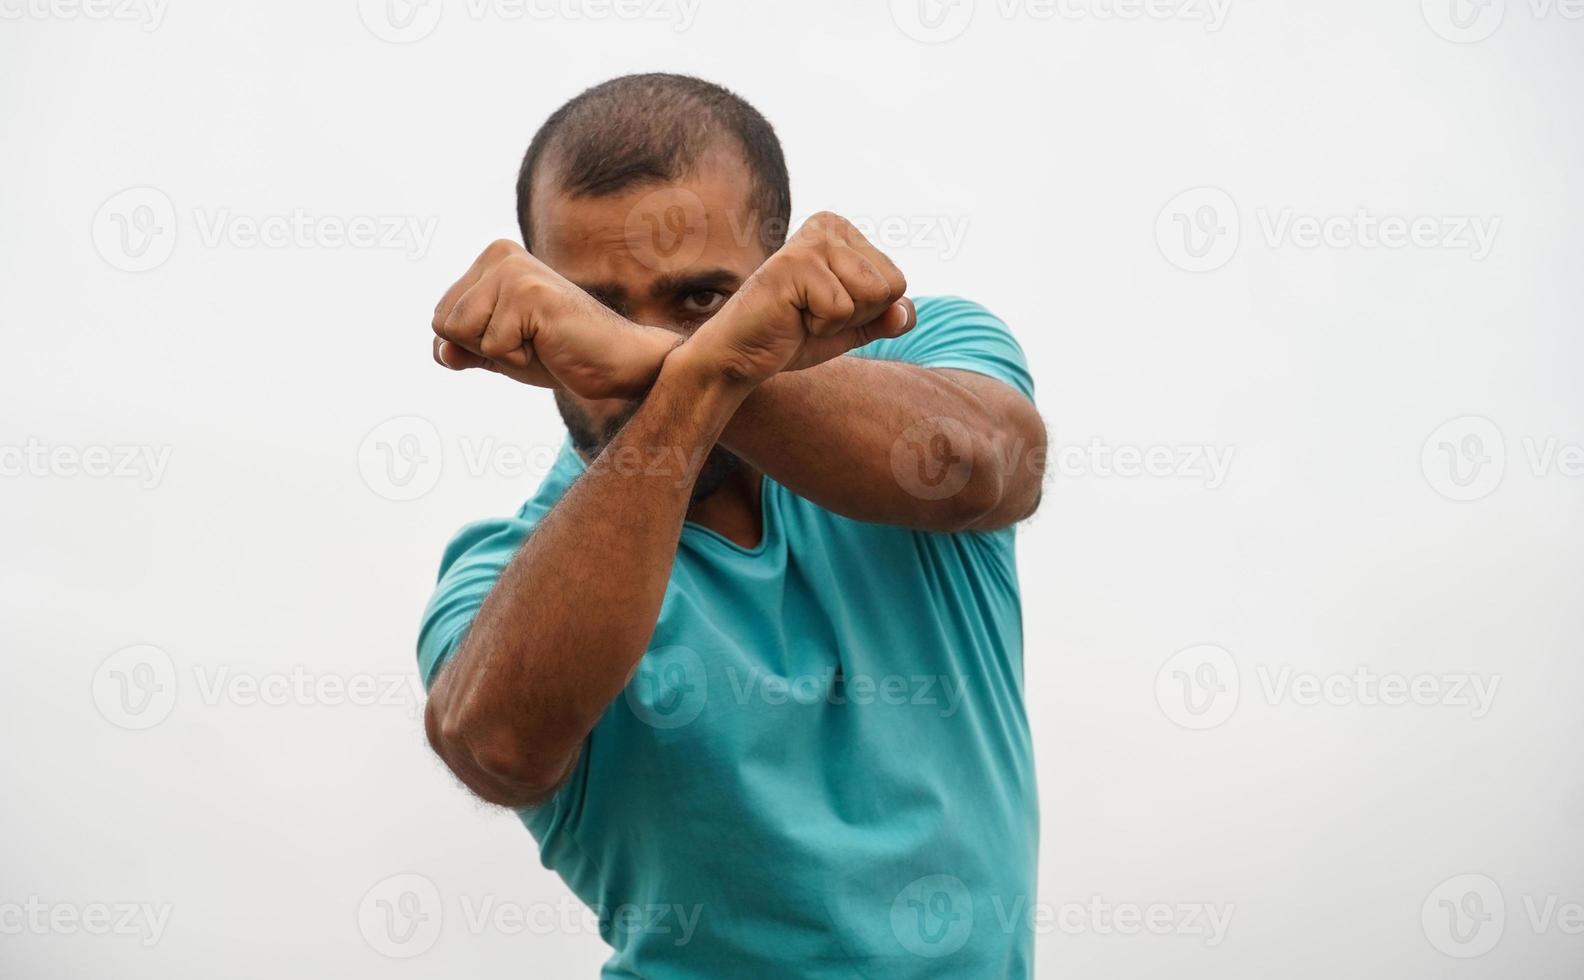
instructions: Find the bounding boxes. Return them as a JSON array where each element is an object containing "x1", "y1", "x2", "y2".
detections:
[{"x1": 555, "y1": 390, "x2": 742, "y2": 504}]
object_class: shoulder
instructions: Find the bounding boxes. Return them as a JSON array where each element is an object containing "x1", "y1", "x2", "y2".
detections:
[{"x1": 852, "y1": 295, "x2": 1035, "y2": 403}]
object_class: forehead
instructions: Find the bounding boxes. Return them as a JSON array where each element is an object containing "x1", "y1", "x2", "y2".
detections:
[{"x1": 529, "y1": 152, "x2": 771, "y2": 288}]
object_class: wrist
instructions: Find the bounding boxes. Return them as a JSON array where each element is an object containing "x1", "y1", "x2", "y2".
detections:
[
  {"x1": 661, "y1": 337, "x2": 760, "y2": 403},
  {"x1": 601, "y1": 320, "x2": 684, "y2": 399}
]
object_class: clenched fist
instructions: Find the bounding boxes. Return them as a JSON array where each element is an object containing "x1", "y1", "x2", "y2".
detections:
[
  {"x1": 431, "y1": 239, "x2": 678, "y2": 400},
  {"x1": 683, "y1": 212, "x2": 915, "y2": 387}
]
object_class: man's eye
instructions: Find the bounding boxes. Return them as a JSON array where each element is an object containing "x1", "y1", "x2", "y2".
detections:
[{"x1": 680, "y1": 290, "x2": 727, "y2": 315}]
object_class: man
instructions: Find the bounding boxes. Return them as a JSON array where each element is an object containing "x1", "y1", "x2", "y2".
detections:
[{"x1": 418, "y1": 73, "x2": 1047, "y2": 977}]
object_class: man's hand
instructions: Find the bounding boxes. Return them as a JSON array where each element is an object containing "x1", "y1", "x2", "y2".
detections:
[
  {"x1": 679, "y1": 212, "x2": 916, "y2": 387},
  {"x1": 431, "y1": 239, "x2": 679, "y2": 399}
]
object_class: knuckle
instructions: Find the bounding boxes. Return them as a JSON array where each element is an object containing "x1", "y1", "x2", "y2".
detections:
[
  {"x1": 509, "y1": 275, "x2": 543, "y2": 303},
  {"x1": 859, "y1": 274, "x2": 893, "y2": 305},
  {"x1": 436, "y1": 305, "x2": 467, "y2": 338},
  {"x1": 445, "y1": 299, "x2": 483, "y2": 337},
  {"x1": 483, "y1": 238, "x2": 521, "y2": 261},
  {"x1": 762, "y1": 250, "x2": 802, "y2": 284},
  {"x1": 823, "y1": 286, "x2": 856, "y2": 319}
]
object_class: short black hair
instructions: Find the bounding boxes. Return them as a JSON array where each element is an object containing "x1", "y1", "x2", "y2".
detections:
[{"x1": 515, "y1": 73, "x2": 791, "y2": 255}]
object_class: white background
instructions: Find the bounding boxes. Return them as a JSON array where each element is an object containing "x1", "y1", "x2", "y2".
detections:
[{"x1": 3, "y1": 0, "x2": 1582, "y2": 976}]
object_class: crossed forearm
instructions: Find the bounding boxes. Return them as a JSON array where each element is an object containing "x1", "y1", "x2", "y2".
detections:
[
  {"x1": 723, "y1": 356, "x2": 1046, "y2": 531},
  {"x1": 424, "y1": 351, "x2": 750, "y2": 807}
]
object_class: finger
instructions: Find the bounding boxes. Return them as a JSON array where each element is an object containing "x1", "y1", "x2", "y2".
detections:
[
  {"x1": 480, "y1": 290, "x2": 536, "y2": 371},
  {"x1": 794, "y1": 316, "x2": 895, "y2": 366},
  {"x1": 436, "y1": 274, "x2": 503, "y2": 353},
  {"x1": 434, "y1": 338, "x2": 491, "y2": 371},
  {"x1": 883, "y1": 296, "x2": 916, "y2": 337},
  {"x1": 483, "y1": 356, "x2": 558, "y2": 387},
  {"x1": 797, "y1": 260, "x2": 856, "y2": 337},
  {"x1": 432, "y1": 239, "x2": 523, "y2": 329},
  {"x1": 435, "y1": 338, "x2": 557, "y2": 387},
  {"x1": 828, "y1": 246, "x2": 898, "y2": 328},
  {"x1": 841, "y1": 230, "x2": 907, "y2": 305}
]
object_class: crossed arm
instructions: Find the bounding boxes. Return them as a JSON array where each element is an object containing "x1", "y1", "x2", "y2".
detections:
[
  {"x1": 423, "y1": 217, "x2": 1045, "y2": 806},
  {"x1": 725, "y1": 355, "x2": 1043, "y2": 531}
]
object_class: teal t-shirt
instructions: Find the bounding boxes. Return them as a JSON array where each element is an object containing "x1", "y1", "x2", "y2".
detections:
[{"x1": 418, "y1": 296, "x2": 1039, "y2": 978}]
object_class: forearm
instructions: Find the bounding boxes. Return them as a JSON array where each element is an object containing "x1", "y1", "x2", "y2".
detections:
[
  {"x1": 721, "y1": 357, "x2": 1045, "y2": 531},
  {"x1": 426, "y1": 352, "x2": 749, "y2": 805}
]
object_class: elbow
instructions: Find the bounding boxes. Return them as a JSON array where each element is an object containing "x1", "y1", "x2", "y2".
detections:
[
  {"x1": 940, "y1": 435, "x2": 1043, "y2": 532},
  {"x1": 939, "y1": 471, "x2": 1009, "y2": 531},
  {"x1": 424, "y1": 697, "x2": 572, "y2": 808}
]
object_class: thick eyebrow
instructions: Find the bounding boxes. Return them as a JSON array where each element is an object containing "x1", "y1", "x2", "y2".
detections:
[{"x1": 648, "y1": 268, "x2": 741, "y2": 299}]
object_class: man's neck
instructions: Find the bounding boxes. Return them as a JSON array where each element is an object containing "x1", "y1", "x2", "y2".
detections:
[{"x1": 685, "y1": 465, "x2": 764, "y2": 550}]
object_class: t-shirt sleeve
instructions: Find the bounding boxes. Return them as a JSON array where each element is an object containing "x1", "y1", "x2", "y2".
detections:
[
  {"x1": 416, "y1": 517, "x2": 534, "y2": 689},
  {"x1": 851, "y1": 295, "x2": 1035, "y2": 403}
]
